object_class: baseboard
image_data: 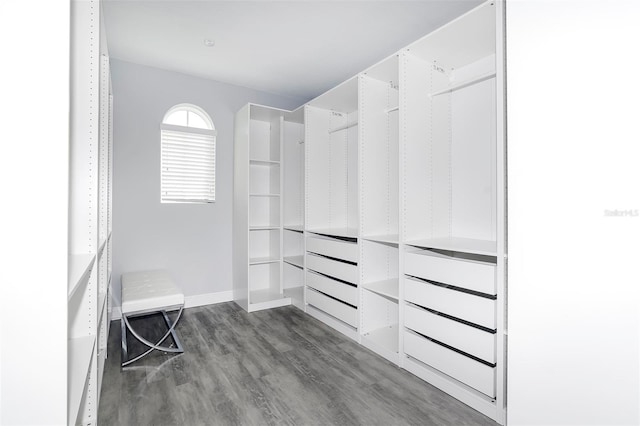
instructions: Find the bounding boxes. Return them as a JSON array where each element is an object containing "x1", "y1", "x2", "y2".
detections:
[{"x1": 111, "y1": 290, "x2": 234, "y2": 320}]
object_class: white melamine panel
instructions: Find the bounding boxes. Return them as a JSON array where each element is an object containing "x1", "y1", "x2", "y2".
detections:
[
  {"x1": 233, "y1": 105, "x2": 251, "y2": 310},
  {"x1": 306, "y1": 234, "x2": 358, "y2": 263},
  {"x1": 405, "y1": 303, "x2": 496, "y2": 364},
  {"x1": 305, "y1": 105, "x2": 332, "y2": 229},
  {"x1": 404, "y1": 330, "x2": 495, "y2": 397},
  {"x1": 307, "y1": 288, "x2": 358, "y2": 328},
  {"x1": 359, "y1": 75, "x2": 399, "y2": 239},
  {"x1": 306, "y1": 270, "x2": 358, "y2": 306},
  {"x1": 249, "y1": 196, "x2": 280, "y2": 228},
  {"x1": 307, "y1": 253, "x2": 357, "y2": 284},
  {"x1": 404, "y1": 276, "x2": 495, "y2": 329},
  {"x1": 283, "y1": 120, "x2": 304, "y2": 228},
  {"x1": 250, "y1": 163, "x2": 280, "y2": 195},
  {"x1": 249, "y1": 262, "x2": 280, "y2": 294},
  {"x1": 405, "y1": 249, "x2": 495, "y2": 295},
  {"x1": 283, "y1": 262, "x2": 304, "y2": 290},
  {"x1": 361, "y1": 289, "x2": 398, "y2": 334},
  {"x1": 305, "y1": 105, "x2": 358, "y2": 233},
  {"x1": 249, "y1": 229, "x2": 280, "y2": 261},
  {"x1": 361, "y1": 240, "x2": 398, "y2": 285},
  {"x1": 407, "y1": 1, "x2": 496, "y2": 70},
  {"x1": 283, "y1": 229, "x2": 303, "y2": 258},
  {"x1": 400, "y1": 53, "x2": 433, "y2": 241},
  {"x1": 451, "y1": 74, "x2": 496, "y2": 241},
  {"x1": 250, "y1": 117, "x2": 280, "y2": 162},
  {"x1": 308, "y1": 76, "x2": 358, "y2": 113}
]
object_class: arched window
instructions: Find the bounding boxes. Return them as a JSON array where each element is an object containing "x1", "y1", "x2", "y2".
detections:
[{"x1": 160, "y1": 104, "x2": 216, "y2": 203}]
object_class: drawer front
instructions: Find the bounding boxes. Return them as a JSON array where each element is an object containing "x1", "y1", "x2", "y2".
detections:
[
  {"x1": 307, "y1": 253, "x2": 357, "y2": 284},
  {"x1": 405, "y1": 277, "x2": 495, "y2": 329},
  {"x1": 404, "y1": 330, "x2": 495, "y2": 397},
  {"x1": 306, "y1": 270, "x2": 358, "y2": 306},
  {"x1": 405, "y1": 250, "x2": 495, "y2": 295},
  {"x1": 307, "y1": 288, "x2": 358, "y2": 328},
  {"x1": 306, "y1": 235, "x2": 358, "y2": 263},
  {"x1": 405, "y1": 303, "x2": 496, "y2": 364}
]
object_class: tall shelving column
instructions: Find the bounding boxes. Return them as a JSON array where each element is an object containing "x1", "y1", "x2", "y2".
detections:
[
  {"x1": 399, "y1": 2, "x2": 506, "y2": 423},
  {"x1": 304, "y1": 77, "x2": 360, "y2": 340},
  {"x1": 282, "y1": 107, "x2": 306, "y2": 310},
  {"x1": 358, "y1": 57, "x2": 401, "y2": 364},
  {"x1": 68, "y1": 0, "x2": 100, "y2": 424},
  {"x1": 233, "y1": 104, "x2": 292, "y2": 312},
  {"x1": 69, "y1": 0, "x2": 112, "y2": 423}
]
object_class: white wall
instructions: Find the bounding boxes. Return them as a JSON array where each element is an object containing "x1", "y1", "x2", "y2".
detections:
[
  {"x1": 110, "y1": 59, "x2": 304, "y2": 310},
  {"x1": 0, "y1": 1, "x2": 69, "y2": 423},
  {"x1": 507, "y1": 1, "x2": 640, "y2": 424}
]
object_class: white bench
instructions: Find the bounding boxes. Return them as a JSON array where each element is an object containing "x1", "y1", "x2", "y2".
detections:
[{"x1": 120, "y1": 270, "x2": 185, "y2": 367}]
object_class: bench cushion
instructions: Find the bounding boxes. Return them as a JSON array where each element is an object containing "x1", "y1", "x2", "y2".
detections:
[{"x1": 121, "y1": 270, "x2": 184, "y2": 315}]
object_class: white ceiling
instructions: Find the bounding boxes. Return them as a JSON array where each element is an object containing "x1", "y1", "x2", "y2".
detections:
[{"x1": 103, "y1": 0, "x2": 482, "y2": 103}]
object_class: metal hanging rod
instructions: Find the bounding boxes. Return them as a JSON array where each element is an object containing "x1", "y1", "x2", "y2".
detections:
[{"x1": 428, "y1": 71, "x2": 496, "y2": 98}]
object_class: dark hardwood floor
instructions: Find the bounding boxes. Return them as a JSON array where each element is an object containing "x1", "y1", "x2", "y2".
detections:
[{"x1": 98, "y1": 302, "x2": 496, "y2": 425}]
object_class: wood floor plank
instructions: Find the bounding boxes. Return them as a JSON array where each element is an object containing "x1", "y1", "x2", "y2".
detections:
[{"x1": 99, "y1": 302, "x2": 497, "y2": 426}]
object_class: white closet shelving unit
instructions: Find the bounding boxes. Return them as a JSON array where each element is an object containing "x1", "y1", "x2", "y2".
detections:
[
  {"x1": 282, "y1": 107, "x2": 306, "y2": 309},
  {"x1": 233, "y1": 104, "x2": 306, "y2": 312},
  {"x1": 358, "y1": 56, "x2": 401, "y2": 363},
  {"x1": 69, "y1": 0, "x2": 113, "y2": 424},
  {"x1": 233, "y1": 1, "x2": 505, "y2": 422},
  {"x1": 304, "y1": 77, "x2": 360, "y2": 340},
  {"x1": 399, "y1": 2, "x2": 505, "y2": 422}
]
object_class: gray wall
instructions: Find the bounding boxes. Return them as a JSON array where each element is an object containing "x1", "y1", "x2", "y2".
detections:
[{"x1": 111, "y1": 59, "x2": 304, "y2": 308}]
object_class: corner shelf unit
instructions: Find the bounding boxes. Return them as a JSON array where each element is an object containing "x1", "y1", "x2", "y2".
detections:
[
  {"x1": 233, "y1": 104, "x2": 305, "y2": 312},
  {"x1": 68, "y1": 1, "x2": 114, "y2": 424},
  {"x1": 232, "y1": 1, "x2": 505, "y2": 423}
]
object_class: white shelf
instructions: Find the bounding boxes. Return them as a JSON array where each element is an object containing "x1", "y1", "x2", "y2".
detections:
[
  {"x1": 429, "y1": 71, "x2": 496, "y2": 97},
  {"x1": 362, "y1": 324, "x2": 399, "y2": 353},
  {"x1": 284, "y1": 224, "x2": 304, "y2": 232},
  {"x1": 328, "y1": 121, "x2": 359, "y2": 134},
  {"x1": 68, "y1": 335, "x2": 96, "y2": 426},
  {"x1": 98, "y1": 291, "x2": 108, "y2": 324},
  {"x1": 98, "y1": 237, "x2": 107, "y2": 258},
  {"x1": 249, "y1": 256, "x2": 280, "y2": 265},
  {"x1": 283, "y1": 286, "x2": 304, "y2": 301},
  {"x1": 284, "y1": 255, "x2": 304, "y2": 269},
  {"x1": 362, "y1": 234, "x2": 399, "y2": 245},
  {"x1": 250, "y1": 193, "x2": 280, "y2": 197},
  {"x1": 405, "y1": 237, "x2": 497, "y2": 256},
  {"x1": 250, "y1": 288, "x2": 290, "y2": 305},
  {"x1": 307, "y1": 227, "x2": 358, "y2": 239},
  {"x1": 250, "y1": 159, "x2": 280, "y2": 166},
  {"x1": 249, "y1": 226, "x2": 280, "y2": 231},
  {"x1": 362, "y1": 279, "x2": 399, "y2": 301},
  {"x1": 68, "y1": 254, "x2": 96, "y2": 300}
]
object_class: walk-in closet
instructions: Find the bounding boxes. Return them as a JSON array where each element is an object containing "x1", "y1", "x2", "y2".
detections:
[{"x1": 3, "y1": 0, "x2": 638, "y2": 425}]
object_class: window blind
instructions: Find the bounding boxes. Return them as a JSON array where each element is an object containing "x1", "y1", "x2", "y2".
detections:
[{"x1": 161, "y1": 124, "x2": 216, "y2": 203}]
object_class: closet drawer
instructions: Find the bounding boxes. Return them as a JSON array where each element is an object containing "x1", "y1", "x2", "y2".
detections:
[
  {"x1": 404, "y1": 330, "x2": 495, "y2": 397},
  {"x1": 306, "y1": 270, "x2": 358, "y2": 306},
  {"x1": 405, "y1": 303, "x2": 496, "y2": 364},
  {"x1": 307, "y1": 288, "x2": 358, "y2": 328},
  {"x1": 404, "y1": 276, "x2": 495, "y2": 329},
  {"x1": 307, "y1": 253, "x2": 357, "y2": 284},
  {"x1": 405, "y1": 249, "x2": 495, "y2": 295},
  {"x1": 306, "y1": 235, "x2": 358, "y2": 263}
]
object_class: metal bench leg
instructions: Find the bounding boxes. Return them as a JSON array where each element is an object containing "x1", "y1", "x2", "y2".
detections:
[{"x1": 121, "y1": 306, "x2": 184, "y2": 367}]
